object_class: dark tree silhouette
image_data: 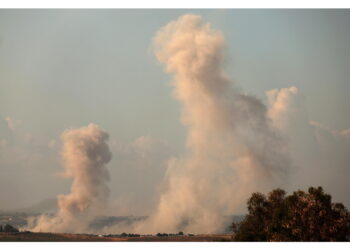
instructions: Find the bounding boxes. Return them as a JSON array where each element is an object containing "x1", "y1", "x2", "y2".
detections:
[
  {"x1": 233, "y1": 187, "x2": 350, "y2": 241},
  {"x1": 2, "y1": 224, "x2": 19, "y2": 233}
]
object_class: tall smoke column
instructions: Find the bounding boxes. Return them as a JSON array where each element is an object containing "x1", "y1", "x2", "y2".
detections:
[
  {"x1": 31, "y1": 123, "x2": 112, "y2": 233},
  {"x1": 134, "y1": 14, "x2": 290, "y2": 234}
]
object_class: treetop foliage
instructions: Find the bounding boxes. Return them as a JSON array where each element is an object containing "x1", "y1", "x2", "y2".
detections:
[{"x1": 233, "y1": 186, "x2": 350, "y2": 241}]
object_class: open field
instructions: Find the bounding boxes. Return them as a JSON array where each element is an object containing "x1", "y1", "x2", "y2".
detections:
[{"x1": 0, "y1": 232, "x2": 233, "y2": 242}]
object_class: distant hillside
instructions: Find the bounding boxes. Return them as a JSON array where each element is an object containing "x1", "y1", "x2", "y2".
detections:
[
  {"x1": 12, "y1": 198, "x2": 58, "y2": 214},
  {"x1": 90, "y1": 215, "x2": 147, "y2": 231}
]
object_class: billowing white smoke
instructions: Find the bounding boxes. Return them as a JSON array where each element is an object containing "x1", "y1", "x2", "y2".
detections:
[
  {"x1": 106, "y1": 136, "x2": 176, "y2": 216},
  {"x1": 132, "y1": 14, "x2": 291, "y2": 234},
  {"x1": 267, "y1": 87, "x2": 350, "y2": 205},
  {"x1": 29, "y1": 124, "x2": 112, "y2": 233}
]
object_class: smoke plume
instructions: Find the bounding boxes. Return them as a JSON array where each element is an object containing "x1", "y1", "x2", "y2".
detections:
[
  {"x1": 131, "y1": 14, "x2": 291, "y2": 234},
  {"x1": 267, "y1": 87, "x2": 350, "y2": 206},
  {"x1": 29, "y1": 123, "x2": 112, "y2": 233}
]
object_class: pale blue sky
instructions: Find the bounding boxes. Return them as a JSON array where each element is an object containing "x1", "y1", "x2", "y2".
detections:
[
  {"x1": 1, "y1": 9, "x2": 350, "y2": 209},
  {"x1": 1, "y1": 10, "x2": 350, "y2": 143}
]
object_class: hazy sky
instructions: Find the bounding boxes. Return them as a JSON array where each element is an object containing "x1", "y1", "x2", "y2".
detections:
[{"x1": 1, "y1": 9, "x2": 350, "y2": 211}]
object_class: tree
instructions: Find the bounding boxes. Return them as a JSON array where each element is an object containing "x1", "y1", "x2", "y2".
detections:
[
  {"x1": 3, "y1": 224, "x2": 19, "y2": 233},
  {"x1": 233, "y1": 187, "x2": 350, "y2": 241}
]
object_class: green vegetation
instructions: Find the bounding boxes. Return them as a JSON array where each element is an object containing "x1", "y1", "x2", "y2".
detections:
[
  {"x1": 0, "y1": 224, "x2": 19, "y2": 233},
  {"x1": 232, "y1": 186, "x2": 350, "y2": 241}
]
